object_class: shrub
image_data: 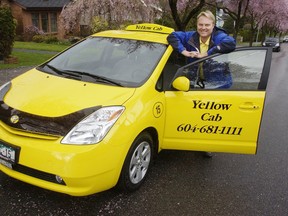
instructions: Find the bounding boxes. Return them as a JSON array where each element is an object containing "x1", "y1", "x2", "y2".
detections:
[
  {"x1": 68, "y1": 36, "x2": 82, "y2": 44},
  {"x1": 0, "y1": 6, "x2": 16, "y2": 59},
  {"x1": 23, "y1": 25, "x2": 44, "y2": 41},
  {"x1": 32, "y1": 34, "x2": 59, "y2": 44},
  {"x1": 90, "y1": 16, "x2": 109, "y2": 33},
  {"x1": 32, "y1": 35, "x2": 45, "y2": 43},
  {"x1": 44, "y1": 35, "x2": 59, "y2": 44}
]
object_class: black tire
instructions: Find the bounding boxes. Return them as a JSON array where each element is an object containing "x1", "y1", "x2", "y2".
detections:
[{"x1": 117, "y1": 131, "x2": 154, "y2": 192}]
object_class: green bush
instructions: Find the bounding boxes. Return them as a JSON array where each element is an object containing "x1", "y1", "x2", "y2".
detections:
[
  {"x1": 91, "y1": 16, "x2": 109, "y2": 33},
  {"x1": 32, "y1": 34, "x2": 59, "y2": 44},
  {"x1": 239, "y1": 29, "x2": 252, "y2": 42},
  {"x1": 32, "y1": 35, "x2": 45, "y2": 43},
  {"x1": 0, "y1": 6, "x2": 16, "y2": 59},
  {"x1": 44, "y1": 35, "x2": 59, "y2": 44}
]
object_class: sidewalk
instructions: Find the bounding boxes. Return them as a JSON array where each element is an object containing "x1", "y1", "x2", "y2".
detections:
[{"x1": 13, "y1": 48, "x2": 58, "y2": 55}]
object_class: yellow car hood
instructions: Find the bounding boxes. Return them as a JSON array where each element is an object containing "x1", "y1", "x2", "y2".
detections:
[{"x1": 5, "y1": 69, "x2": 135, "y2": 117}]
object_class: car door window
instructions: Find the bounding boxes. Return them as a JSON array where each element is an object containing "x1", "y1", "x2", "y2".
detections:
[
  {"x1": 174, "y1": 48, "x2": 270, "y2": 90},
  {"x1": 160, "y1": 50, "x2": 187, "y2": 90}
]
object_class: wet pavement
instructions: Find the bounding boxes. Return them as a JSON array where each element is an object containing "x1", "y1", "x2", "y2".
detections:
[
  {"x1": 1, "y1": 46, "x2": 288, "y2": 215},
  {"x1": 0, "y1": 66, "x2": 33, "y2": 85}
]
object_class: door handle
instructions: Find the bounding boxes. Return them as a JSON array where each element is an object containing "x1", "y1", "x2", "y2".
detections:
[{"x1": 239, "y1": 102, "x2": 260, "y2": 110}]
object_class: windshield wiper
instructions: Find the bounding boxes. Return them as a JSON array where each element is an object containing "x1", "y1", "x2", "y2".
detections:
[
  {"x1": 44, "y1": 65, "x2": 122, "y2": 86},
  {"x1": 45, "y1": 64, "x2": 82, "y2": 80},
  {"x1": 64, "y1": 70, "x2": 123, "y2": 86}
]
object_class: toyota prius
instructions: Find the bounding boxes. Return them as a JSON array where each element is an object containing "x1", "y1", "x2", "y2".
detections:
[{"x1": 0, "y1": 23, "x2": 272, "y2": 196}]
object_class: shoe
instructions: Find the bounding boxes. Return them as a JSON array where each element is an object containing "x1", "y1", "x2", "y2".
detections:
[{"x1": 203, "y1": 151, "x2": 213, "y2": 158}]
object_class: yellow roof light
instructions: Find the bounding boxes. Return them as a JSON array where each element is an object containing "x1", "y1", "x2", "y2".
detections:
[{"x1": 125, "y1": 23, "x2": 174, "y2": 34}]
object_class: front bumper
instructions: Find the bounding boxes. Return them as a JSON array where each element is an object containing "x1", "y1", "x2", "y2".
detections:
[
  {"x1": 262, "y1": 44, "x2": 280, "y2": 52},
  {"x1": 272, "y1": 46, "x2": 280, "y2": 51},
  {"x1": 0, "y1": 122, "x2": 125, "y2": 196}
]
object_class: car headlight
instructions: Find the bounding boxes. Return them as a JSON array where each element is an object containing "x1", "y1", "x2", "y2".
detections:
[
  {"x1": 0, "y1": 82, "x2": 11, "y2": 100},
  {"x1": 61, "y1": 106, "x2": 125, "y2": 145},
  {"x1": 262, "y1": 42, "x2": 266, "y2": 46},
  {"x1": 276, "y1": 43, "x2": 279, "y2": 46}
]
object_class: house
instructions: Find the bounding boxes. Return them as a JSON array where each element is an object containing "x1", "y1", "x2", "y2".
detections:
[{"x1": 5, "y1": 0, "x2": 71, "y2": 39}]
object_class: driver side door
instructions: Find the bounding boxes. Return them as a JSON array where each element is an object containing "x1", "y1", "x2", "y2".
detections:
[{"x1": 162, "y1": 47, "x2": 272, "y2": 154}]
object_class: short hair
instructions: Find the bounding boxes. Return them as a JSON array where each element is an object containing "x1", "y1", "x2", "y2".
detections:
[{"x1": 197, "y1": 10, "x2": 215, "y2": 24}]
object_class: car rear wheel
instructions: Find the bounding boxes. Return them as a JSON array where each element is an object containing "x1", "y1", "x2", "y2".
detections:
[{"x1": 117, "y1": 132, "x2": 153, "y2": 192}]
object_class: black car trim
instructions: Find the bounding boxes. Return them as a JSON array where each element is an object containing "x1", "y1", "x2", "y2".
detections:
[
  {"x1": 0, "y1": 100, "x2": 101, "y2": 136},
  {"x1": 12, "y1": 163, "x2": 66, "y2": 185}
]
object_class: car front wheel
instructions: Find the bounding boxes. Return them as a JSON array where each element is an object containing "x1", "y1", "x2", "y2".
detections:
[{"x1": 117, "y1": 132, "x2": 153, "y2": 192}]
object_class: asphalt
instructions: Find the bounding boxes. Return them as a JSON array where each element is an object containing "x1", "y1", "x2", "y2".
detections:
[
  {"x1": 0, "y1": 66, "x2": 34, "y2": 85},
  {"x1": 0, "y1": 48, "x2": 58, "y2": 85},
  {"x1": 1, "y1": 45, "x2": 288, "y2": 216}
]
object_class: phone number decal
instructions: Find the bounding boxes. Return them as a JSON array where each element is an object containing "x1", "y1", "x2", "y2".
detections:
[{"x1": 177, "y1": 124, "x2": 243, "y2": 136}]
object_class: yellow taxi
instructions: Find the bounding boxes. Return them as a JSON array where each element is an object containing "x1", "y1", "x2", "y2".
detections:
[{"x1": 0, "y1": 23, "x2": 272, "y2": 196}]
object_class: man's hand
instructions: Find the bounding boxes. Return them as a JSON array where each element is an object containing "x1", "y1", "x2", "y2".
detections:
[
  {"x1": 181, "y1": 50, "x2": 199, "y2": 58},
  {"x1": 194, "y1": 52, "x2": 208, "y2": 58},
  {"x1": 181, "y1": 50, "x2": 208, "y2": 58}
]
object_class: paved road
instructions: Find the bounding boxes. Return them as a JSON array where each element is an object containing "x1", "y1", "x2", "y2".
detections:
[{"x1": 0, "y1": 45, "x2": 288, "y2": 216}]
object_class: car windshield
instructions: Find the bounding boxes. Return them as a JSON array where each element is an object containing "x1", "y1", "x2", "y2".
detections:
[
  {"x1": 266, "y1": 38, "x2": 278, "y2": 42},
  {"x1": 39, "y1": 37, "x2": 167, "y2": 87}
]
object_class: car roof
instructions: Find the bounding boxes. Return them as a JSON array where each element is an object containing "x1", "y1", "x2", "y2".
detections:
[{"x1": 92, "y1": 23, "x2": 174, "y2": 45}]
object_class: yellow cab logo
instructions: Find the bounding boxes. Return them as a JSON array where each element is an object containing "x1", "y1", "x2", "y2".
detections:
[{"x1": 125, "y1": 23, "x2": 174, "y2": 34}]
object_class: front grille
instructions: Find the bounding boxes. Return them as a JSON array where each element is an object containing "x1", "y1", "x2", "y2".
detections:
[
  {"x1": 0, "y1": 100, "x2": 101, "y2": 136},
  {"x1": 266, "y1": 43, "x2": 275, "y2": 47},
  {"x1": 13, "y1": 164, "x2": 66, "y2": 185}
]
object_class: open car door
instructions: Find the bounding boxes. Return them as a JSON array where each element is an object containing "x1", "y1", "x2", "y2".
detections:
[{"x1": 163, "y1": 47, "x2": 272, "y2": 154}]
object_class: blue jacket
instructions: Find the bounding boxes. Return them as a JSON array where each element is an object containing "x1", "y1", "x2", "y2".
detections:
[
  {"x1": 167, "y1": 26, "x2": 236, "y2": 63},
  {"x1": 167, "y1": 27, "x2": 236, "y2": 89}
]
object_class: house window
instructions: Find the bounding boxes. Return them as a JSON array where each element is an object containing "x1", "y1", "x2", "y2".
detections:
[
  {"x1": 50, "y1": 13, "x2": 57, "y2": 32},
  {"x1": 41, "y1": 13, "x2": 48, "y2": 32},
  {"x1": 32, "y1": 13, "x2": 40, "y2": 28},
  {"x1": 31, "y1": 12, "x2": 58, "y2": 33}
]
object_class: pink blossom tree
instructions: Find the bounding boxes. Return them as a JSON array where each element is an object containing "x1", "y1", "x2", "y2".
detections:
[
  {"x1": 265, "y1": 0, "x2": 288, "y2": 37},
  {"x1": 246, "y1": 0, "x2": 288, "y2": 45},
  {"x1": 206, "y1": 0, "x2": 251, "y2": 39},
  {"x1": 59, "y1": 0, "x2": 288, "y2": 42},
  {"x1": 208, "y1": 0, "x2": 288, "y2": 43},
  {"x1": 59, "y1": 0, "x2": 162, "y2": 35},
  {"x1": 246, "y1": 0, "x2": 271, "y2": 45},
  {"x1": 168, "y1": 0, "x2": 206, "y2": 31}
]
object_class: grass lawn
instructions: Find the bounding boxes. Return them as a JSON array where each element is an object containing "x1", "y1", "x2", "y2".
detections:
[
  {"x1": 14, "y1": 41, "x2": 70, "y2": 52},
  {"x1": 0, "y1": 51, "x2": 55, "y2": 69},
  {"x1": 0, "y1": 41, "x2": 70, "y2": 70},
  {"x1": 0, "y1": 52, "x2": 53, "y2": 69}
]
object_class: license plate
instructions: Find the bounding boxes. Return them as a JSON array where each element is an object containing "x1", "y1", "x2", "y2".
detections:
[
  {"x1": 0, "y1": 141, "x2": 19, "y2": 164},
  {"x1": 0, "y1": 158, "x2": 12, "y2": 169}
]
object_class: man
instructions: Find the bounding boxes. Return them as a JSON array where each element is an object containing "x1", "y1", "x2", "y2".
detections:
[
  {"x1": 167, "y1": 10, "x2": 236, "y2": 157},
  {"x1": 167, "y1": 10, "x2": 236, "y2": 62}
]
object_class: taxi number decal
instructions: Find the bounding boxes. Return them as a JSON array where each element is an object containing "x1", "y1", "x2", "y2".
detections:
[
  {"x1": 177, "y1": 124, "x2": 243, "y2": 136},
  {"x1": 153, "y1": 102, "x2": 163, "y2": 118}
]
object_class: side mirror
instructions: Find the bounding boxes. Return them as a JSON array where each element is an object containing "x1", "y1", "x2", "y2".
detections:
[{"x1": 172, "y1": 76, "x2": 190, "y2": 91}]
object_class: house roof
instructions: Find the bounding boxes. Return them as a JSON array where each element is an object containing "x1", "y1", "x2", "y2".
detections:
[{"x1": 13, "y1": 0, "x2": 71, "y2": 10}]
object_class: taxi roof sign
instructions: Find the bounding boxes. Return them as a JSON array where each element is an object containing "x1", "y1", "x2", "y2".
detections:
[{"x1": 125, "y1": 23, "x2": 174, "y2": 34}]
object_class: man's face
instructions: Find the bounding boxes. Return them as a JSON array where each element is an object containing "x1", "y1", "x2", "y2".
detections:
[{"x1": 197, "y1": 16, "x2": 214, "y2": 40}]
